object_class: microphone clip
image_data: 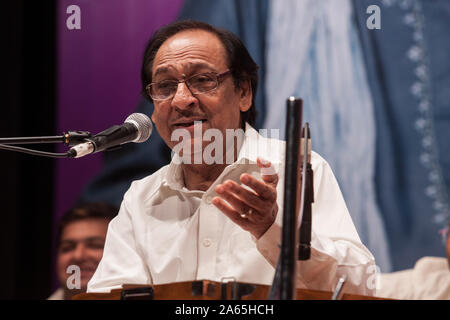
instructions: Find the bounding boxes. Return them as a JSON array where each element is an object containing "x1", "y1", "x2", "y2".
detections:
[{"x1": 63, "y1": 131, "x2": 92, "y2": 146}]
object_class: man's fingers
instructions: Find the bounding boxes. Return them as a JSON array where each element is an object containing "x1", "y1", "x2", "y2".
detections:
[
  {"x1": 240, "y1": 174, "x2": 276, "y2": 202},
  {"x1": 211, "y1": 197, "x2": 251, "y2": 226},
  {"x1": 257, "y1": 157, "x2": 278, "y2": 187},
  {"x1": 261, "y1": 173, "x2": 278, "y2": 187},
  {"x1": 215, "y1": 183, "x2": 254, "y2": 216},
  {"x1": 216, "y1": 181, "x2": 265, "y2": 212}
]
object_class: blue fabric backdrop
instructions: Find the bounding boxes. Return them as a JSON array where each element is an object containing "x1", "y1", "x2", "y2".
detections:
[
  {"x1": 264, "y1": 0, "x2": 391, "y2": 272},
  {"x1": 353, "y1": 0, "x2": 450, "y2": 270}
]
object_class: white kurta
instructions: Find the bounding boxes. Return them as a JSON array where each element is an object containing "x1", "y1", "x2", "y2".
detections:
[
  {"x1": 88, "y1": 124, "x2": 376, "y2": 296},
  {"x1": 377, "y1": 257, "x2": 450, "y2": 300}
]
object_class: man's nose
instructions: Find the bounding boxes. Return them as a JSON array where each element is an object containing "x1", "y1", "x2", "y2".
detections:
[
  {"x1": 72, "y1": 243, "x2": 87, "y2": 261},
  {"x1": 171, "y1": 82, "x2": 197, "y2": 111}
]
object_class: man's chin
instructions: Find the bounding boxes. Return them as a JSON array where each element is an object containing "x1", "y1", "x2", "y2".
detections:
[
  {"x1": 171, "y1": 139, "x2": 209, "y2": 164},
  {"x1": 80, "y1": 272, "x2": 95, "y2": 286}
]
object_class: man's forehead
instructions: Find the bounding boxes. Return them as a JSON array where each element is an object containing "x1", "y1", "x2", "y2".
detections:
[
  {"x1": 153, "y1": 61, "x2": 217, "y2": 77},
  {"x1": 60, "y1": 236, "x2": 105, "y2": 244},
  {"x1": 163, "y1": 29, "x2": 223, "y2": 51},
  {"x1": 152, "y1": 30, "x2": 227, "y2": 76},
  {"x1": 61, "y1": 219, "x2": 108, "y2": 237}
]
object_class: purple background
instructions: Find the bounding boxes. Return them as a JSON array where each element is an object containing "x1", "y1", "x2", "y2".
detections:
[
  {"x1": 55, "y1": 0, "x2": 183, "y2": 221},
  {"x1": 53, "y1": 0, "x2": 183, "y2": 288}
]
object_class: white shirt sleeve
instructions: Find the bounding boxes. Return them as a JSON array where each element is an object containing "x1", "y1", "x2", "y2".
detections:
[
  {"x1": 256, "y1": 154, "x2": 376, "y2": 296},
  {"x1": 87, "y1": 184, "x2": 153, "y2": 293}
]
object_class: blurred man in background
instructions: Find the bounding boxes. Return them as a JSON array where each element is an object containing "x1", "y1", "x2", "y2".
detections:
[{"x1": 48, "y1": 202, "x2": 118, "y2": 300}]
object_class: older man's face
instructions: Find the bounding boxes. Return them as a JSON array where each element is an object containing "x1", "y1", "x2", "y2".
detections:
[{"x1": 150, "y1": 29, "x2": 252, "y2": 156}]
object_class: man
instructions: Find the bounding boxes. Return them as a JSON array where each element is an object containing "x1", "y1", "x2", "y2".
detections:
[
  {"x1": 377, "y1": 223, "x2": 450, "y2": 300},
  {"x1": 447, "y1": 225, "x2": 450, "y2": 268},
  {"x1": 88, "y1": 20, "x2": 376, "y2": 296},
  {"x1": 48, "y1": 202, "x2": 118, "y2": 300}
]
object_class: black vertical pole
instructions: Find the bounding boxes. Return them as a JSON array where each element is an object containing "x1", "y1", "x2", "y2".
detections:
[{"x1": 279, "y1": 97, "x2": 303, "y2": 300}]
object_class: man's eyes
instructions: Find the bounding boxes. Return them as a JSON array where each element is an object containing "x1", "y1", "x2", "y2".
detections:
[
  {"x1": 191, "y1": 75, "x2": 211, "y2": 83},
  {"x1": 86, "y1": 240, "x2": 105, "y2": 249},
  {"x1": 59, "y1": 244, "x2": 75, "y2": 253},
  {"x1": 157, "y1": 81, "x2": 177, "y2": 89},
  {"x1": 59, "y1": 240, "x2": 105, "y2": 252},
  {"x1": 156, "y1": 73, "x2": 214, "y2": 84}
]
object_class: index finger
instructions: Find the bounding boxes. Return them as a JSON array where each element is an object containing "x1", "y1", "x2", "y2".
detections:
[{"x1": 240, "y1": 173, "x2": 277, "y2": 202}]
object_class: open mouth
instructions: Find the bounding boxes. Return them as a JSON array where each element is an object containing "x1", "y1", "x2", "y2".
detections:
[{"x1": 173, "y1": 119, "x2": 207, "y2": 128}]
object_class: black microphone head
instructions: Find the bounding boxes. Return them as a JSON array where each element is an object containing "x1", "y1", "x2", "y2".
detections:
[{"x1": 125, "y1": 113, "x2": 152, "y2": 143}]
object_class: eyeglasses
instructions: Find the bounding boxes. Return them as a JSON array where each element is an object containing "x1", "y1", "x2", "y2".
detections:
[{"x1": 146, "y1": 70, "x2": 231, "y2": 101}]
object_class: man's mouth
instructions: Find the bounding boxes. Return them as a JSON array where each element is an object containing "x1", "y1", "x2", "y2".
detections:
[{"x1": 173, "y1": 119, "x2": 208, "y2": 128}]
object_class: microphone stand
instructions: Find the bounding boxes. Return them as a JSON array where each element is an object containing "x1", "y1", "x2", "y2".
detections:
[
  {"x1": 0, "y1": 131, "x2": 91, "y2": 158},
  {"x1": 269, "y1": 99, "x2": 314, "y2": 300},
  {"x1": 0, "y1": 131, "x2": 91, "y2": 145},
  {"x1": 268, "y1": 97, "x2": 303, "y2": 300}
]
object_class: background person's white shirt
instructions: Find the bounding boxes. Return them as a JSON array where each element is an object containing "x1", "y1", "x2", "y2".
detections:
[
  {"x1": 377, "y1": 257, "x2": 450, "y2": 300},
  {"x1": 88, "y1": 124, "x2": 376, "y2": 296},
  {"x1": 47, "y1": 288, "x2": 64, "y2": 300}
]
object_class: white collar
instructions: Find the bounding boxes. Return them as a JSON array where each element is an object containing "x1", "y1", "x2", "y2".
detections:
[{"x1": 162, "y1": 123, "x2": 283, "y2": 192}]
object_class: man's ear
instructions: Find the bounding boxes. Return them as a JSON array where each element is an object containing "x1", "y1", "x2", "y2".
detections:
[{"x1": 238, "y1": 79, "x2": 252, "y2": 112}]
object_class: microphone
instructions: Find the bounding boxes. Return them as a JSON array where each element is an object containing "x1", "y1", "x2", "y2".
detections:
[
  {"x1": 298, "y1": 123, "x2": 313, "y2": 261},
  {"x1": 68, "y1": 113, "x2": 152, "y2": 158}
]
